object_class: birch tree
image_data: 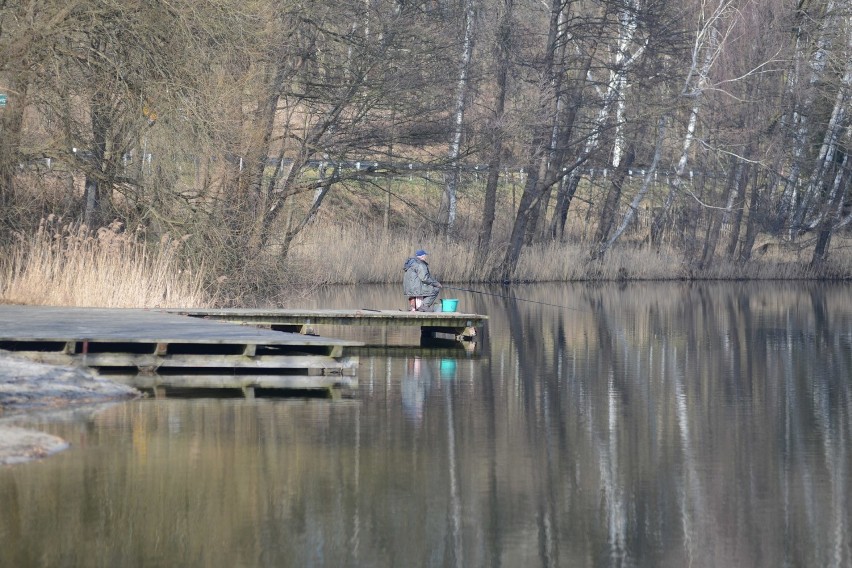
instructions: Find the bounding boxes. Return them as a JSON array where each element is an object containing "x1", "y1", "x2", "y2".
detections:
[
  {"x1": 792, "y1": 7, "x2": 852, "y2": 238},
  {"x1": 680, "y1": 0, "x2": 788, "y2": 265},
  {"x1": 809, "y1": 17, "x2": 852, "y2": 267},
  {"x1": 587, "y1": 0, "x2": 650, "y2": 248},
  {"x1": 441, "y1": 0, "x2": 477, "y2": 233},
  {"x1": 501, "y1": 0, "x2": 659, "y2": 277},
  {"x1": 776, "y1": 0, "x2": 837, "y2": 233},
  {"x1": 650, "y1": 0, "x2": 736, "y2": 245}
]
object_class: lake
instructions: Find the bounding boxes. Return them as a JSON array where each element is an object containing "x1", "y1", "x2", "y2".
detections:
[{"x1": 1, "y1": 282, "x2": 850, "y2": 567}]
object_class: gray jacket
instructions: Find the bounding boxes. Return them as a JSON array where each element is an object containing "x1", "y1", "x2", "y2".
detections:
[{"x1": 403, "y1": 257, "x2": 440, "y2": 296}]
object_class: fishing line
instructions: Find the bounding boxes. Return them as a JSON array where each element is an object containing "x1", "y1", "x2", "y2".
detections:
[{"x1": 443, "y1": 285, "x2": 586, "y2": 311}]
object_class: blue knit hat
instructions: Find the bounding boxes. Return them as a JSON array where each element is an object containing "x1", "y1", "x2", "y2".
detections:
[{"x1": 415, "y1": 249, "x2": 428, "y2": 257}]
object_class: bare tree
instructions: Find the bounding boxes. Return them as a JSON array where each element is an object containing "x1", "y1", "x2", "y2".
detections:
[
  {"x1": 0, "y1": 1, "x2": 85, "y2": 214},
  {"x1": 226, "y1": 0, "x2": 457, "y2": 257},
  {"x1": 650, "y1": 0, "x2": 736, "y2": 246}
]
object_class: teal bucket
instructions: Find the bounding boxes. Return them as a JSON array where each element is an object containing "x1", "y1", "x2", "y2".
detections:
[{"x1": 441, "y1": 298, "x2": 459, "y2": 312}]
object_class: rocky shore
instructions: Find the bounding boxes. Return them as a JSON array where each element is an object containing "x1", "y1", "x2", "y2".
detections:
[{"x1": 0, "y1": 352, "x2": 140, "y2": 465}]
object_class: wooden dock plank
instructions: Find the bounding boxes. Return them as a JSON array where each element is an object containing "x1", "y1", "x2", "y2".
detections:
[
  {"x1": 0, "y1": 306, "x2": 361, "y2": 347},
  {"x1": 166, "y1": 307, "x2": 487, "y2": 328},
  {"x1": 164, "y1": 308, "x2": 487, "y2": 342},
  {"x1": 0, "y1": 306, "x2": 361, "y2": 382}
]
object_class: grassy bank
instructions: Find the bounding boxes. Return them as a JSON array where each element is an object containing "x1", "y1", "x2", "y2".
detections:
[
  {"x1": 3, "y1": 216, "x2": 850, "y2": 309},
  {"x1": 0, "y1": 217, "x2": 209, "y2": 308},
  {"x1": 275, "y1": 174, "x2": 852, "y2": 285},
  {"x1": 284, "y1": 219, "x2": 852, "y2": 285}
]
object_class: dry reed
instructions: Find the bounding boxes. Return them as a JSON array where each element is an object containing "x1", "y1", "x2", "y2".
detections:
[
  {"x1": 285, "y1": 217, "x2": 852, "y2": 285},
  {"x1": 7, "y1": 209, "x2": 845, "y2": 310},
  {"x1": 0, "y1": 217, "x2": 210, "y2": 308},
  {"x1": 286, "y1": 220, "x2": 689, "y2": 283}
]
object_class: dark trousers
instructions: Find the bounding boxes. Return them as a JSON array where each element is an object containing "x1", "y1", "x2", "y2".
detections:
[
  {"x1": 409, "y1": 287, "x2": 440, "y2": 311},
  {"x1": 419, "y1": 287, "x2": 440, "y2": 311}
]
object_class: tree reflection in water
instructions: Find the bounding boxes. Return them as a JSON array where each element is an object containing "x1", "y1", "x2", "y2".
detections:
[{"x1": 0, "y1": 282, "x2": 850, "y2": 567}]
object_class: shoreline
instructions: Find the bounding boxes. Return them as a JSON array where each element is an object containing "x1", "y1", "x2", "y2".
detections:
[{"x1": 0, "y1": 352, "x2": 140, "y2": 466}]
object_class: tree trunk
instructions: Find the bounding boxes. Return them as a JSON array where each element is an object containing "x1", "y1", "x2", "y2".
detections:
[
  {"x1": 546, "y1": 51, "x2": 595, "y2": 241},
  {"x1": 699, "y1": 160, "x2": 740, "y2": 269},
  {"x1": 724, "y1": 162, "x2": 750, "y2": 259},
  {"x1": 524, "y1": 154, "x2": 551, "y2": 246},
  {"x1": 478, "y1": 0, "x2": 514, "y2": 252},
  {"x1": 794, "y1": 23, "x2": 852, "y2": 235},
  {"x1": 738, "y1": 165, "x2": 763, "y2": 263},
  {"x1": 526, "y1": 0, "x2": 571, "y2": 244},
  {"x1": 543, "y1": 0, "x2": 644, "y2": 245},
  {"x1": 524, "y1": 0, "x2": 569, "y2": 245},
  {"x1": 497, "y1": 0, "x2": 564, "y2": 280},
  {"x1": 551, "y1": 173, "x2": 580, "y2": 240},
  {"x1": 83, "y1": 91, "x2": 114, "y2": 227},
  {"x1": 498, "y1": 161, "x2": 541, "y2": 281},
  {"x1": 594, "y1": 115, "x2": 666, "y2": 260},
  {"x1": 595, "y1": 143, "x2": 636, "y2": 246},
  {"x1": 810, "y1": 152, "x2": 849, "y2": 268},
  {"x1": 792, "y1": 84, "x2": 848, "y2": 233},
  {"x1": 0, "y1": 79, "x2": 27, "y2": 211}
]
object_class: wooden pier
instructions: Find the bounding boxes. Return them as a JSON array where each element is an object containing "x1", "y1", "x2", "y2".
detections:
[
  {"x1": 0, "y1": 306, "x2": 361, "y2": 397},
  {"x1": 165, "y1": 308, "x2": 488, "y2": 343}
]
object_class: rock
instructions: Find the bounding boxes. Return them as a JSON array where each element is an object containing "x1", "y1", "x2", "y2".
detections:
[
  {"x1": 0, "y1": 426, "x2": 69, "y2": 465},
  {"x1": 0, "y1": 352, "x2": 140, "y2": 464},
  {"x1": 0, "y1": 351, "x2": 139, "y2": 413}
]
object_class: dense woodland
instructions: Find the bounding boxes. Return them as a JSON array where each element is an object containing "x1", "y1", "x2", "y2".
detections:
[{"x1": 1, "y1": 0, "x2": 851, "y2": 299}]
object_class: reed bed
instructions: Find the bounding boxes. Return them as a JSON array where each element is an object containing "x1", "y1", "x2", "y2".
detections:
[
  {"x1": 287, "y1": 220, "x2": 683, "y2": 283},
  {"x1": 286, "y1": 218, "x2": 852, "y2": 284},
  {"x1": 3, "y1": 214, "x2": 849, "y2": 310},
  {"x1": 0, "y1": 217, "x2": 209, "y2": 308}
]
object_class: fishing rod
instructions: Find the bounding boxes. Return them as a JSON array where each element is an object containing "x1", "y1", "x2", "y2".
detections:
[{"x1": 443, "y1": 285, "x2": 586, "y2": 311}]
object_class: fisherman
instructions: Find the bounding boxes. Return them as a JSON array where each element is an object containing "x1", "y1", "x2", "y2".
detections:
[{"x1": 403, "y1": 249, "x2": 442, "y2": 311}]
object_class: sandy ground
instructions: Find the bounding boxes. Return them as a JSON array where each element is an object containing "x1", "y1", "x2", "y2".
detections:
[{"x1": 0, "y1": 352, "x2": 140, "y2": 465}]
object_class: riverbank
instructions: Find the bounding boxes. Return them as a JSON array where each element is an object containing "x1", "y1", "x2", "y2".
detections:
[
  {"x1": 5, "y1": 217, "x2": 852, "y2": 310},
  {"x1": 0, "y1": 352, "x2": 140, "y2": 465}
]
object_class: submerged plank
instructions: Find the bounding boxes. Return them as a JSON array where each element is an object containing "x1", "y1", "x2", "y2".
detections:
[
  {"x1": 8, "y1": 351, "x2": 359, "y2": 372},
  {"x1": 111, "y1": 373, "x2": 357, "y2": 391}
]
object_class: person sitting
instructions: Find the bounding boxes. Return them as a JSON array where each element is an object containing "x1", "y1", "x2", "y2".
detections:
[{"x1": 403, "y1": 249, "x2": 442, "y2": 311}]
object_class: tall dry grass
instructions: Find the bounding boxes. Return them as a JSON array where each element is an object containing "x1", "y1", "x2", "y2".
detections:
[
  {"x1": 0, "y1": 217, "x2": 210, "y2": 308},
  {"x1": 285, "y1": 217, "x2": 852, "y2": 285},
  {"x1": 6, "y1": 196, "x2": 846, "y2": 310},
  {"x1": 285, "y1": 220, "x2": 690, "y2": 283}
]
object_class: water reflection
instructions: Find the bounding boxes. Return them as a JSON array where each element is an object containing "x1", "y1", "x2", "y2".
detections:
[
  {"x1": 0, "y1": 282, "x2": 850, "y2": 567},
  {"x1": 401, "y1": 357, "x2": 431, "y2": 424}
]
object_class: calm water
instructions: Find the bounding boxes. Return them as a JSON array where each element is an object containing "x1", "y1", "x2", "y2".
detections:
[{"x1": 1, "y1": 282, "x2": 850, "y2": 567}]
